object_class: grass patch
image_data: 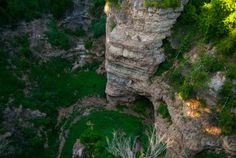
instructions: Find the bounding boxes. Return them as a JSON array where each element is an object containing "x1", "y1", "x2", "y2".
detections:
[{"x1": 61, "y1": 110, "x2": 144, "y2": 158}]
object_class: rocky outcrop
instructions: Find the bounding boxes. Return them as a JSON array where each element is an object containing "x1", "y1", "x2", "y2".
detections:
[
  {"x1": 105, "y1": 0, "x2": 236, "y2": 157},
  {"x1": 105, "y1": 0, "x2": 188, "y2": 103}
]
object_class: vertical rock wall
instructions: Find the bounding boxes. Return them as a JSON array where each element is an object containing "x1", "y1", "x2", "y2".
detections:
[
  {"x1": 105, "y1": 0, "x2": 236, "y2": 158},
  {"x1": 105, "y1": 0, "x2": 188, "y2": 103}
]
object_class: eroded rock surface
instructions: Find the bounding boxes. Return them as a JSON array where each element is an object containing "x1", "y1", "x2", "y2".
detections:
[
  {"x1": 105, "y1": 0, "x2": 236, "y2": 157},
  {"x1": 105, "y1": 0, "x2": 188, "y2": 103}
]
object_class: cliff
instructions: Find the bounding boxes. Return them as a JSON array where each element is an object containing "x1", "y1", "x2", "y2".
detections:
[{"x1": 105, "y1": 0, "x2": 236, "y2": 157}]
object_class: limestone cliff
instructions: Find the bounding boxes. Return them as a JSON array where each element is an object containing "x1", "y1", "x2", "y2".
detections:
[
  {"x1": 105, "y1": 0, "x2": 236, "y2": 157},
  {"x1": 105, "y1": 0, "x2": 188, "y2": 102}
]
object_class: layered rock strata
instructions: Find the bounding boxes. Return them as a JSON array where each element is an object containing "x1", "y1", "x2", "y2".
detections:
[
  {"x1": 105, "y1": 0, "x2": 236, "y2": 157},
  {"x1": 105, "y1": 0, "x2": 188, "y2": 102}
]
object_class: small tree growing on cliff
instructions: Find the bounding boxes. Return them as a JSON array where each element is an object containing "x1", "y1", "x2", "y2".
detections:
[{"x1": 106, "y1": 127, "x2": 171, "y2": 158}]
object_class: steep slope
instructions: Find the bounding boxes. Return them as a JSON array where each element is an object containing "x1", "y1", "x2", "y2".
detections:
[{"x1": 105, "y1": 0, "x2": 236, "y2": 157}]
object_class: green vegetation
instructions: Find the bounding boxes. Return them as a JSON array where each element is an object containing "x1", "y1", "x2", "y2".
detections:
[
  {"x1": 168, "y1": 0, "x2": 236, "y2": 135},
  {"x1": 132, "y1": 97, "x2": 153, "y2": 117},
  {"x1": 157, "y1": 103, "x2": 171, "y2": 121},
  {"x1": 154, "y1": 40, "x2": 177, "y2": 76},
  {"x1": 116, "y1": 104, "x2": 128, "y2": 111},
  {"x1": 179, "y1": 53, "x2": 223, "y2": 100},
  {"x1": 92, "y1": 16, "x2": 106, "y2": 38},
  {"x1": 74, "y1": 26, "x2": 86, "y2": 37},
  {"x1": 0, "y1": 33, "x2": 107, "y2": 158},
  {"x1": 61, "y1": 110, "x2": 144, "y2": 158},
  {"x1": 144, "y1": 0, "x2": 180, "y2": 8},
  {"x1": 195, "y1": 151, "x2": 225, "y2": 158},
  {"x1": 217, "y1": 80, "x2": 236, "y2": 134},
  {"x1": 84, "y1": 39, "x2": 93, "y2": 50},
  {"x1": 46, "y1": 20, "x2": 72, "y2": 50},
  {"x1": 89, "y1": 0, "x2": 106, "y2": 17},
  {"x1": 0, "y1": 0, "x2": 73, "y2": 26}
]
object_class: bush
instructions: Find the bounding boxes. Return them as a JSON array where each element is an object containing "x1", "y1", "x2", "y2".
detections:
[
  {"x1": 0, "y1": 0, "x2": 73, "y2": 26},
  {"x1": 218, "y1": 109, "x2": 236, "y2": 135},
  {"x1": 157, "y1": 103, "x2": 171, "y2": 121},
  {"x1": 92, "y1": 16, "x2": 106, "y2": 38},
  {"x1": 49, "y1": 0, "x2": 73, "y2": 18},
  {"x1": 89, "y1": 0, "x2": 105, "y2": 16},
  {"x1": 217, "y1": 29, "x2": 236, "y2": 56},
  {"x1": 178, "y1": 54, "x2": 223, "y2": 100},
  {"x1": 154, "y1": 40, "x2": 176, "y2": 76},
  {"x1": 200, "y1": 0, "x2": 236, "y2": 39},
  {"x1": 144, "y1": 0, "x2": 180, "y2": 8},
  {"x1": 132, "y1": 97, "x2": 153, "y2": 117},
  {"x1": 84, "y1": 39, "x2": 93, "y2": 50},
  {"x1": 75, "y1": 26, "x2": 86, "y2": 37},
  {"x1": 195, "y1": 151, "x2": 225, "y2": 158},
  {"x1": 46, "y1": 20, "x2": 71, "y2": 50}
]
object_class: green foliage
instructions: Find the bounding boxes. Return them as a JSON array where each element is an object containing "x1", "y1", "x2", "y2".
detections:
[
  {"x1": 179, "y1": 34, "x2": 192, "y2": 53},
  {"x1": 116, "y1": 104, "x2": 128, "y2": 111},
  {"x1": 195, "y1": 151, "x2": 225, "y2": 158},
  {"x1": 157, "y1": 103, "x2": 171, "y2": 121},
  {"x1": 29, "y1": 59, "x2": 107, "y2": 109},
  {"x1": 168, "y1": 67, "x2": 184, "y2": 90},
  {"x1": 74, "y1": 26, "x2": 86, "y2": 37},
  {"x1": 49, "y1": 0, "x2": 73, "y2": 18},
  {"x1": 217, "y1": 80, "x2": 236, "y2": 135},
  {"x1": 178, "y1": 54, "x2": 223, "y2": 100},
  {"x1": 217, "y1": 29, "x2": 236, "y2": 56},
  {"x1": 84, "y1": 39, "x2": 93, "y2": 50},
  {"x1": 0, "y1": 0, "x2": 73, "y2": 26},
  {"x1": 218, "y1": 109, "x2": 236, "y2": 135},
  {"x1": 178, "y1": 3, "x2": 198, "y2": 25},
  {"x1": 46, "y1": 20, "x2": 71, "y2": 50},
  {"x1": 154, "y1": 40, "x2": 176, "y2": 76},
  {"x1": 92, "y1": 16, "x2": 106, "y2": 38},
  {"x1": 89, "y1": 0, "x2": 106, "y2": 16},
  {"x1": 132, "y1": 97, "x2": 153, "y2": 117},
  {"x1": 61, "y1": 110, "x2": 144, "y2": 158},
  {"x1": 144, "y1": 0, "x2": 180, "y2": 8},
  {"x1": 0, "y1": 49, "x2": 25, "y2": 106},
  {"x1": 200, "y1": 0, "x2": 236, "y2": 39}
]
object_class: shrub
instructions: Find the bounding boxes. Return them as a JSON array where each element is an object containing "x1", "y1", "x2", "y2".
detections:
[
  {"x1": 84, "y1": 39, "x2": 93, "y2": 50},
  {"x1": 74, "y1": 26, "x2": 86, "y2": 37},
  {"x1": 200, "y1": 0, "x2": 236, "y2": 39},
  {"x1": 179, "y1": 34, "x2": 192, "y2": 53},
  {"x1": 144, "y1": 0, "x2": 180, "y2": 8},
  {"x1": 217, "y1": 29, "x2": 236, "y2": 56},
  {"x1": 218, "y1": 109, "x2": 236, "y2": 135},
  {"x1": 46, "y1": 20, "x2": 71, "y2": 50},
  {"x1": 49, "y1": 0, "x2": 73, "y2": 18},
  {"x1": 178, "y1": 54, "x2": 223, "y2": 100},
  {"x1": 132, "y1": 97, "x2": 153, "y2": 117},
  {"x1": 0, "y1": 0, "x2": 73, "y2": 26},
  {"x1": 92, "y1": 16, "x2": 106, "y2": 38},
  {"x1": 179, "y1": 81, "x2": 194, "y2": 100},
  {"x1": 89, "y1": 0, "x2": 105, "y2": 16},
  {"x1": 195, "y1": 151, "x2": 225, "y2": 158},
  {"x1": 154, "y1": 40, "x2": 176, "y2": 76},
  {"x1": 157, "y1": 103, "x2": 171, "y2": 121}
]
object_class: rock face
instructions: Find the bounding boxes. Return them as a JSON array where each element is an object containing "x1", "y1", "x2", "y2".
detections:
[
  {"x1": 105, "y1": 0, "x2": 188, "y2": 103},
  {"x1": 105, "y1": 0, "x2": 236, "y2": 157}
]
